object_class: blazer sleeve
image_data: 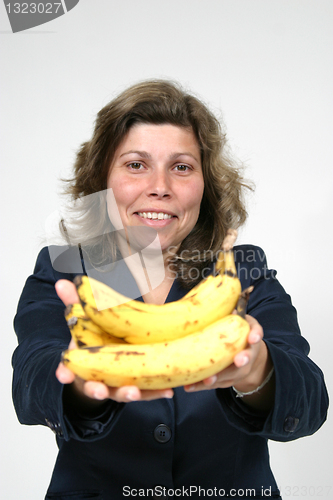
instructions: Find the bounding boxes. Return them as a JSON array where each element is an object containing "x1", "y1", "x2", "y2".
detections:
[
  {"x1": 217, "y1": 245, "x2": 329, "y2": 441},
  {"x1": 12, "y1": 247, "x2": 124, "y2": 442}
]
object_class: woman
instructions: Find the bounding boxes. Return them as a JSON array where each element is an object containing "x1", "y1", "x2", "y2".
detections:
[{"x1": 12, "y1": 80, "x2": 328, "y2": 500}]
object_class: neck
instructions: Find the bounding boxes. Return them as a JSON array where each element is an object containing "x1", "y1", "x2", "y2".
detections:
[{"x1": 115, "y1": 230, "x2": 177, "y2": 304}]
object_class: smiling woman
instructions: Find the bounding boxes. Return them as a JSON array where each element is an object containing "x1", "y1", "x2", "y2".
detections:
[
  {"x1": 12, "y1": 79, "x2": 328, "y2": 500},
  {"x1": 62, "y1": 79, "x2": 251, "y2": 287},
  {"x1": 107, "y1": 124, "x2": 204, "y2": 255}
]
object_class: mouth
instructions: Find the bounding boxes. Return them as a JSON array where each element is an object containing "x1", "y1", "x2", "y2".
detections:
[
  {"x1": 135, "y1": 211, "x2": 177, "y2": 221},
  {"x1": 133, "y1": 211, "x2": 178, "y2": 228},
  {"x1": 138, "y1": 212, "x2": 174, "y2": 220}
]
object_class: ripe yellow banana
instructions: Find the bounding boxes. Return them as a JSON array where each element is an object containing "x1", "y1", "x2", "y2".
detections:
[
  {"x1": 62, "y1": 313, "x2": 250, "y2": 390},
  {"x1": 75, "y1": 249, "x2": 241, "y2": 344},
  {"x1": 65, "y1": 304, "x2": 126, "y2": 347}
]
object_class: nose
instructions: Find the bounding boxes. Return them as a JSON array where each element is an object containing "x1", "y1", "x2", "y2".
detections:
[{"x1": 146, "y1": 169, "x2": 171, "y2": 199}]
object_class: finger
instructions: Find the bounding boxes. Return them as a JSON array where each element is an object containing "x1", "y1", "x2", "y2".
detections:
[
  {"x1": 83, "y1": 381, "x2": 112, "y2": 401},
  {"x1": 83, "y1": 383, "x2": 174, "y2": 403},
  {"x1": 55, "y1": 279, "x2": 80, "y2": 306},
  {"x1": 139, "y1": 388, "x2": 174, "y2": 401},
  {"x1": 111, "y1": 386, "x2": 174, "y2": 402},
  {"x1": 245, "y1": 314, "x2": 263, "y2": 344},
  {"x1": 233, "y1": 338, "x2": 263, "y2": 368},
  {"x1": 203, "y1": 375, "x2": 218, "y2": 386},
  {"x1": 233, "y1": 351, "x2": 251, "y2": 368},
  {"x1": 56, "y1": 362, "x2": 76, "y2": 384},
  {"x1": 184, "y1": 381, "x2": 206, "y2": 392}
]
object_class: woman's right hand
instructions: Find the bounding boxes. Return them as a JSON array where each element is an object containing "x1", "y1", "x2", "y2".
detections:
[{"x1": 55, "y1": 279, "x2": 174, "y2": 404}]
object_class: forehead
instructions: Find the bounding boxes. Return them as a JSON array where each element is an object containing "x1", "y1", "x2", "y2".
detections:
[{"x1": 116, "y1": 123, "x2": 200, "y2": 154}]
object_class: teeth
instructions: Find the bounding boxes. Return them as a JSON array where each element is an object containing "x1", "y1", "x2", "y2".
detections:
[{"x1": 138, "y1": 212, "x2": 172, "y2": 220}]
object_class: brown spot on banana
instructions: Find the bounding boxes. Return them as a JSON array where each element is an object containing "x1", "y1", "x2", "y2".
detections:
[
  {"x1": 127, "y1": 305, "x2": 147, "y2": 312},
  {"x1": 224, "y1": 269, "x2": 238, "y2": 279},
  {"x1": 113, "y1": 350, "x2": 145, "y2": 361},
  {"x1": 106, "y1": 309, "x2": 120, "y2": 318},
  {"x1": 88, "y1": 347, "x2": 102, "y2": 353},
  {"x1": 223, "y1": 342, "x2": 238, "y2": 353},
  {"x1": 77, "y1": 340, "x2": 87, "y2": 347},
  {"x1": 189, "y1": 298, "x2": 201, "y2": 306}
]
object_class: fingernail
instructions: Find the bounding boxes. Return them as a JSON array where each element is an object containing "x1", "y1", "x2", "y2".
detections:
[
  {"x1": 163, "y1": 390, "x2": 173, "y2": 399},
  {"x1": 185, "y1": 385, "x2": 195, "y2": 392},
  {"x1": 125, "y1": 390, "x2": 138, "y2": 402},
  {"x1": 57, "y1": 373, "x2": 68, "y2": 384},
  {"x1": 240, "y1": 356, "x2": 249, "y2": 367},
  {"x1": 205, "y1": 375, "x2": 217, "y2": 386},
  {"x1": 93, "y1": 390, "x2": 106, "y2": 400},
  {"x1": 251, "y1": 333, "x2": 261, "y2": 343}
]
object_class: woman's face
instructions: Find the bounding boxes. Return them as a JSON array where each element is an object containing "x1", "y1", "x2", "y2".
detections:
[{"x1": 107, "y1": 123, "x2": 204, "y2": 255}]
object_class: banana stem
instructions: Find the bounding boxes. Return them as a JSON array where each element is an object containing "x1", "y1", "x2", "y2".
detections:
[
  {"x1": 221, "y1": 229, "x2": 238, "y2": 251},
  {"x1": 215, "y1": 229, "x2": 238, "y2": 275},
  {"x1": 236, "y1": 286, "x2": 254, "y2": 318}
]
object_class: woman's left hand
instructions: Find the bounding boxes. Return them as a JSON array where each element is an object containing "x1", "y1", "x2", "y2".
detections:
[{"x1": 184, "y1": 315, "x2": 274, "y2": 409}]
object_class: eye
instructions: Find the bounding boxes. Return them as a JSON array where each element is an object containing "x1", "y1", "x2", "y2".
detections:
[
  {"x1": 174, "y1": 164, "x2": 192, "y2": 172},
  {"x1": 128, "y1": 162, "x2": 144, "y2": 170}
]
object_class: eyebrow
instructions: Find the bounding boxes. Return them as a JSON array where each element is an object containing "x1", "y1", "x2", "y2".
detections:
[{"x1": 119, "y1": 150, "x2": 200, "y2": 164}]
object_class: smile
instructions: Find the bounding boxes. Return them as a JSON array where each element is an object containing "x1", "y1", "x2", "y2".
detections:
[{"x1": 137, "y1": 212, "x2": 174, "y2": 220}]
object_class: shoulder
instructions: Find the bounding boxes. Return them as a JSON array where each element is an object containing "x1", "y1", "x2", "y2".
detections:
[
  {"x1": 233, "y1": 244, "x2": 267, "y2": 266},
  {"x1": 33, "y1": 245, "x2": 85, "y2": 282},
  {"x1": 233, "y1": 244, "x2": 277, "y2": 291}
]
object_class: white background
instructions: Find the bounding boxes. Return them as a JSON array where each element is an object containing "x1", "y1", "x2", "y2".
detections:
[{"x1": 0, "y1": 1, "x2": 332, "y2": 498}]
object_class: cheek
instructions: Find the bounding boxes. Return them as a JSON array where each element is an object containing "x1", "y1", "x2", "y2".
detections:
[
  {"x1": 106, "y1": 187, "x2": 124, "y2": 230},
  {"x1": 108, "y1": 175, "x2": 137, "y2": 206},
  {"x1": 107, "y1": 176, "x2": 143, "y2": 226},
  {"x1": 184, "y1": 181, "x2": 204, "y2": 218}
]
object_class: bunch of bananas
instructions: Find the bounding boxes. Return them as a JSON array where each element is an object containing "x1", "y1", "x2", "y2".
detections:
[{"x1": 62, "y1": 232, "x2": 251, "y2": 390}]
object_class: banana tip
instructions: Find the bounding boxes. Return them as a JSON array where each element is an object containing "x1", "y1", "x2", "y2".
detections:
[
  {"x1": 73, "y1": 275, "x2": 83, "y2": 288},
  {"x1": 64, "y1": 304, "x2": 73, "y2": 316},
  {"x1": 61, "y1": 351, "x2": 69, "y2": 364}
]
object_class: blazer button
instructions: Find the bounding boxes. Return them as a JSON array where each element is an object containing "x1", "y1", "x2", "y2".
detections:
[
  {"x1": 45, "y1": 418, "x2": 63, "y2": 437},
  {"x1": 53, "y1": 422, "x2": 64, "y2": 437},
  {"x1": 45, "y1": 418, "x2": 55, "y2": 432},
  {"x1": 284, "y1": 416, "x2": 300, "y2": 433},
  {"x1": 154, "y1": 424, "x2": 172, "y2": 443}
]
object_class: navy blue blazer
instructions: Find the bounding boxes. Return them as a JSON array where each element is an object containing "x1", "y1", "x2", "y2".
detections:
[{"x1": 12, "y1": 245, "x2": 328, "y2": 500}]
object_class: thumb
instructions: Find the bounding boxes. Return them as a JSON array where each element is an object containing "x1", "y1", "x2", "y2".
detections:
[{"x1": 55, "y1": 279, "x2": 80, "y2": 306}]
